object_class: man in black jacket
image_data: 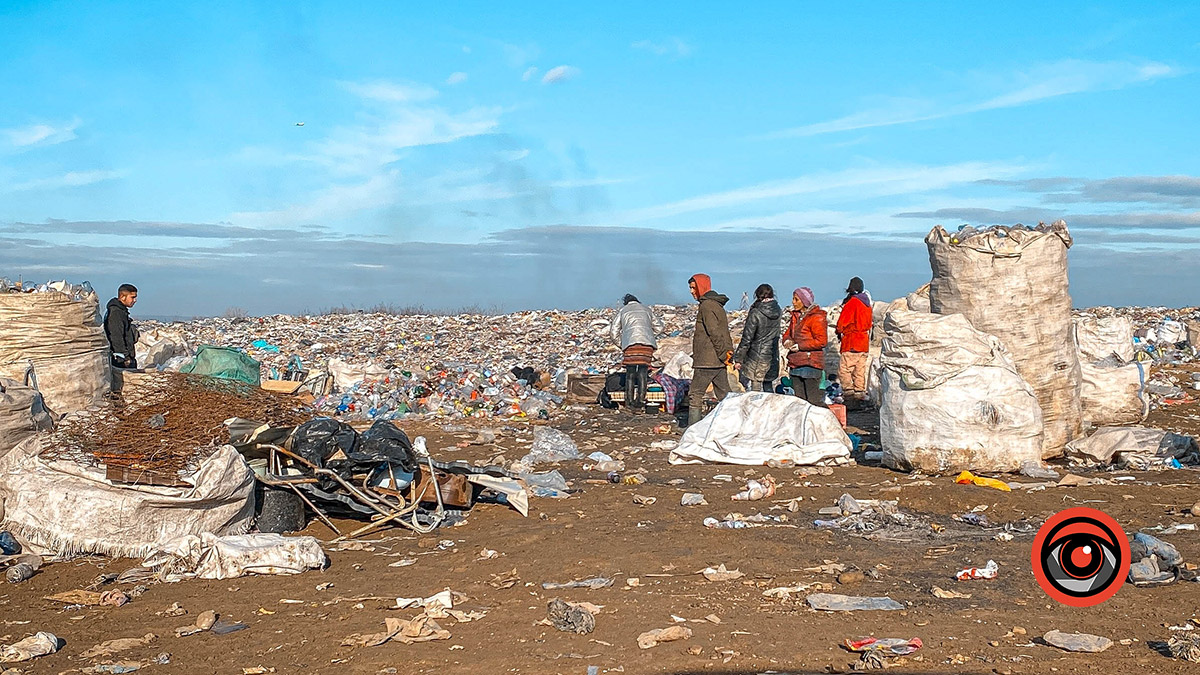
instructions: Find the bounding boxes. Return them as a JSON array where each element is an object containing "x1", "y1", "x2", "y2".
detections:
[{"x1": 104, "y1": 284, "x2": 140, "y2": 369}]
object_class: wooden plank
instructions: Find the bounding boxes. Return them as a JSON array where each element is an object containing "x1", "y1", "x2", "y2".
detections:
[{"x1": 260, "y1": 379, "x2": 303, "y2": 394}]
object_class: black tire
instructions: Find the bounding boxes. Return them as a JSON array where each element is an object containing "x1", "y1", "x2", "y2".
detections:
[{"x1": 255, "y1": 484, "x2": 308, "y2": 533}]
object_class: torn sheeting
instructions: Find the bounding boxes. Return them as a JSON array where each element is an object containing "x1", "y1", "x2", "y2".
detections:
[
  {"x1": 142, "y1": 532, "x2": 327, "y2": 581},
  {"x1": 465, "y1": 474, "x2": 529, "y2": 517},
  {"x1": 0, "y1": 441, "x2": 255, "y2": 558},
  {"x1": 1066, "y1": 427, "x2": 1199, "y2": 468},
  {"x1": 669, "y1": 393, "x2": 852, "y2": 466}
]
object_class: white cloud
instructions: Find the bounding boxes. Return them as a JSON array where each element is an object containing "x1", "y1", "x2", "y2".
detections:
[
  {"x1": 272, "y1": 79, "x2": 503, "y2": 177},
  {"x1": 542, "y1": 65, "x2": 580, "y2": 85},
  {"x1": 632, "y1": 38, "x2": 693, "y2": 58},
  {"x1": 446, "y1": 72, "x2": 468, "y2": 85},
  {"x1": 768, "y1": 59, "x2": 1179, "y2": 138},
  {"x1": 620, "y1": 161, "x2": 1028, "y2": 224},
  {"x1": 521, "y1": 67, "x2": 538, "y2": 82},
  {"x1": 8, "y1": 169, "x2": 124, "y2": 192},
  {"x1": 232, "y1": 171, "x2": 400, "y2": 227},
  {"x1": 497, "y1": 149, "x2": 530, "y2": 162},
  {"x1": 307, "y1": 105, "x2": 500, "y2": 177},
  {"x1": 501, "y1": 42, "x2": 540, "y2": 68},
  {"x1": 352, "y1": 263, "x2": 385, "y2": 269},
  {"x1": 3, "y1": 119, "x2": 81, "y2": 148},
  {"x1": 342, "y1": 80, "x2": 439, "y2": 103}
]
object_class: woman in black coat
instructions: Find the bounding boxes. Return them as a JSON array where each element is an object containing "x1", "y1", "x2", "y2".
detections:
[{"x1": 733, "y1": 284, "x2": 782, "y2": 392}]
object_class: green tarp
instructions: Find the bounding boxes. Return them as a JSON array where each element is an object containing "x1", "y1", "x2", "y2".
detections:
[{"x1": 181, "y1": 345, "x2": 261, "y2": 385}]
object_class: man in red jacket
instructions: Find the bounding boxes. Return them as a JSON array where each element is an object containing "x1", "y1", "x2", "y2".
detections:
[{"x1": 835, "y1": 276, "x2": 872, "y2": 407}]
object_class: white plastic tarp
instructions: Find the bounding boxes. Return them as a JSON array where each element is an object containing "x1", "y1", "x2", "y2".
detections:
[
  {"x1": 0, "y1": 442, "x2": 255, "y2": 558},
  {"x1": 142, "y1": 532, "x2": 327, "y2": 581},
  {"x1": 668, "y1": 392, "x2": 852, "y2": 466},
  {"x1": 1067, "y1": 426, "x2": 1199, "y2": 468}
]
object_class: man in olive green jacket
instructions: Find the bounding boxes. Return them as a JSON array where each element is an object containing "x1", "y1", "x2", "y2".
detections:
[{"x1": 687, "y1": 273, "x2": 734, "y2": 427}]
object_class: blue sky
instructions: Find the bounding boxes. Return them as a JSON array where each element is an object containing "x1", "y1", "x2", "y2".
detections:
[{"x1": 2, "y1": 2, "x2": 1198, "y2": 317}]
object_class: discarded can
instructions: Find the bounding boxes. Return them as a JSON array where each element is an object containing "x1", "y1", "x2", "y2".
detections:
[
  {"x1": 607, "y1": 471, "x2": 622, "y2": 484},
  {"x1": 6, "y1": 562, "x2": 36, "y2": 584}
]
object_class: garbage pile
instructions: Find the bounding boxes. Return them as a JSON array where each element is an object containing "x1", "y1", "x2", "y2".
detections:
[{"x1": 136, "y1": 305, "x2": 719, "y2": 421}]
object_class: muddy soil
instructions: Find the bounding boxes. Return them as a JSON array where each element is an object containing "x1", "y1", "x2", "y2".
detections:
[{"x1": 3, "y1": 365, "x2": 1200, "y2": 675}]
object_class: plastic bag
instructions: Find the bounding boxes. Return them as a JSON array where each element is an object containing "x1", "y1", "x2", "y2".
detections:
[
  {"x1": 519, "y1": 427, "x2": 579, "y2": 466},
  {"x1": 521, "y1": 470, "x2": 570, "y2": 498}
]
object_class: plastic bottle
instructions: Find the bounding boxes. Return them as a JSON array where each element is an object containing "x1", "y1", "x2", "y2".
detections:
[
  {"x1": 703, "y1": 517, "x2": 751, "y2": 529},
  {"x1": 6, "y1": 563, "x2": 35, "y2": 584},
  {"x1": 593, "y1": 460, "x2": 625, "y2": 473}
]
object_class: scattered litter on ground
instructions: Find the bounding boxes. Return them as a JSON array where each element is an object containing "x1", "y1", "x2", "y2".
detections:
[
  {"x1": 636, "y1": 625, "x2": 692, "y2": 649},
  {"x1": 1043, "y1": 630, "x2": 1113, "y2": 653},
  {"x1": 700, "y1": 564, "x2": 744, "y2": 582},
  {"x1": 807, "y1": 593, "x2": 904, "y2": 612},
  {"x1": 0, "y1": 632, "x2": 61, "y2": 663},
  {"x1": 547, "y1": 599, "x2": 596, "y2": 634},
  {"x1": 956, "y1": 560, "x2": 999, "y2": 580}
]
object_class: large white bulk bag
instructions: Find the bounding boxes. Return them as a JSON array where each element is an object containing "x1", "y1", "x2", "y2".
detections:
[
  {"x1": 1079, "y1": 361, "x2": 1147, "y2": 427},
  {"x1": 879, "y1": 310, "x2": 1044, "y2": 473},
  {"x1": 1075, "y1": 316, "x2": 1136, "y2": 363},
  {"x1": 0, "y1": 290, "x2": 112, "y2": 415},
  {"x1": 926, "y1": 221, "x2": 1081, "y2": 457}
]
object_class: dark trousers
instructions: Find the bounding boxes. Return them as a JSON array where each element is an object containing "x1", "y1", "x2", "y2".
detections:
[
  {"x1": 739, "y1": 376, "x2": 771, "y2": 392},
  {"x1": 689, "y1": 367, "x2": 731, "y2": 410},
  {"x1": 624, "y1": 364, "x2": 649, "y2": 410},
  {"x1": 794, "y1": 376, "x2": 824, "y2": 407}
]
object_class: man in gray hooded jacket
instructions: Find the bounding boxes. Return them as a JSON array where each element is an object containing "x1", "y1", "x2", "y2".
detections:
[{"x1": 610, "y1": 294, "x2": 663, "y2": 412}]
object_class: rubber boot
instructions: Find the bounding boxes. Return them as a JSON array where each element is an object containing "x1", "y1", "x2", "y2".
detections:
[{"x1": 687, "y1": 406, "x2": 703, "y2": 428}]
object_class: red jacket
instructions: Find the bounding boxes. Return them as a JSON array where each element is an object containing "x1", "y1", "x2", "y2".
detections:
[
  {"x1": 836, "y1": 296, "x2": 872, "y2": 353},
  {"x1": 784, "y1": 306, "x2": 827, "y2": 370}
]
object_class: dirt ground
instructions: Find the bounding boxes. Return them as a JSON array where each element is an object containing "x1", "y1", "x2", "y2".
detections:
[{"x1": 4, "y1": 365, "x2": 1200, "y2": 675}]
